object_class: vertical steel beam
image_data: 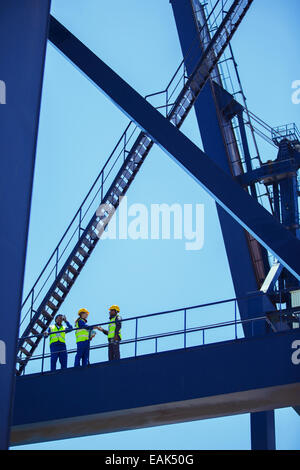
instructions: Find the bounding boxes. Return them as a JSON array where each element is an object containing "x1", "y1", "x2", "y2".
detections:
[
  {"x1": 168, "y1": 0, "x2": 275, "y2": 330},
  {"x1": 169, "y1": 0, "x2": 276, "y2": 450},
  {"x1": 0, "y1": 0, "x2": 50, "y2": 449},
  {"x1": 277, "y1": 141, "x2": 300, "y2": 299},
  {"x1": 251, "y1": 411, "x2": 276, "y2": 450}
]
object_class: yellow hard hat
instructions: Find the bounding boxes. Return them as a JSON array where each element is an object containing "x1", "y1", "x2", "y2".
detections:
[
  {"x1": 78, "y1": 308, "x2": 89, "y2": 316},
  {"x1": 109, "y1": 305, "x2": 120, "y2": 313}
]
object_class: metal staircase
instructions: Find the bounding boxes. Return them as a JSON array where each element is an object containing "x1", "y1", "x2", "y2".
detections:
[{"x1": 16, "y1": 0, "x2": 254, "y2": 374}]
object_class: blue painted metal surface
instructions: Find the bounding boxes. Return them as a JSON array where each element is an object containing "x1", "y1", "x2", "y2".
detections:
[
  {"x1": 48, "y1": 17, "x2": 300, "y2": 281},
  {"x1": 0, "y1": 1, "x2": 50, "y2": 449},
  {"x1": 17, "y1": 0, "x2": 255, "y2": 374},
  {"x1": 169, "y1": 0, "x2": 277, "y2": 449},
  {"x1": 277, "y1": 141, "x2": 300, "y2": 238},
  {"x1": 18, "y1": 295, "x2": 274, "y2": 375},
  {"x1": 11, "y1": 329, "x2": 300, "y2": 446},
  {"x1": 169, "y1": 0, "x2": 274, "y2": 335},
  {"x1": 251, "y1": 411, "x2": 276, "y2": 450}
]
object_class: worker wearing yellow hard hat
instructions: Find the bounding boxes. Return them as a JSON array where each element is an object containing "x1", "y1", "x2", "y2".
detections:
[
  {"x1": 74, "y1": 308, "x2": 101, "y2": 367},
  {"x1": 98, "y1": 305, "x2": 122, "y2": 361}
]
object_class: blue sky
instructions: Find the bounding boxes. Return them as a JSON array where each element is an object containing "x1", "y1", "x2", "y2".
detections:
[{"x1": 17, "y1": 0, "x2": 300, "y2": 450}]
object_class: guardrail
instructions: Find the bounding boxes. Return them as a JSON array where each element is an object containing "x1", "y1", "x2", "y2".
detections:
[{"x1": 18, "y1": 293, "x2": 300, "y2": 376}]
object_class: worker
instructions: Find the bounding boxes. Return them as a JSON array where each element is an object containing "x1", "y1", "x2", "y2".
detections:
[
  {"x1": 74, "y1": 308, "x2": 101, "y2": 367},
  {"x1": 45, "y1": 314, "x2": 72, "y2": 371},
  {"x1": 98, "y1": 305, "x2": 122, "y2": 361}
]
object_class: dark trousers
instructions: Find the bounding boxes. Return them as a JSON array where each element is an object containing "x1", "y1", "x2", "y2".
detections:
[
  {"x1": 50, "y1": 343, "x2": 68, "y2": 371},
  {"x1": 108, "y1": 339, "x2": 120, "y2": 361},
  {"x1": 74, "y1": 340, "x2": 90, "y2": 367}
]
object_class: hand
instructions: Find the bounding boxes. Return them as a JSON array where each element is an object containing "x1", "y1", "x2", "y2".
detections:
[
  {"x1": 97, "y1": 326, "x2": 104, "y2": 332},
  {"x1": 62, "y1": 315, "x2": 67, "y2": 322},
  {"x1": 43, "y1": 332, "x2": 48, "y2": 337}
]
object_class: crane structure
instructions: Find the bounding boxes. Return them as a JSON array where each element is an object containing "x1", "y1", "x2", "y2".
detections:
[{"x1": 1, "y1": 0, "x2": 300, "y2": 450}]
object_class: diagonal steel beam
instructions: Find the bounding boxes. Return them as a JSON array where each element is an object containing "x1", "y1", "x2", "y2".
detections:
[{"x1": 49, "y1": 16, "x2": 300, "y2": 280}]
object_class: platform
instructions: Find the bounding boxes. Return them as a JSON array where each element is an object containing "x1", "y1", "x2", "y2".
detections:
[{"x1": 11, "y1": 329, "x2": 300, "y2": 446}]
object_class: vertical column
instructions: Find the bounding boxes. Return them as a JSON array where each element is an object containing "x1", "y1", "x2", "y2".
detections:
[
  {"x1": 251, "y1": 411, "x2": 276, "y2": 450},
  {"x1": 169, "y1": 0, "x2": 276, "y2": 449},
  {"x1": 0, "y1": 0, "x2": 51, "y2": 449},
  {"x1": 169, "y1": 0, "x2": 271, "y2": 330},
  {"x1": 278, "y1": 141, "x2": 300, "y2": 303}
]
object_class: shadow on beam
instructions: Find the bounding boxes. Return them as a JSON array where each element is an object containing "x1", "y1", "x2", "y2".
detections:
[{"x1": 11, "y1": 330, "x2": 300, "y2": 446}]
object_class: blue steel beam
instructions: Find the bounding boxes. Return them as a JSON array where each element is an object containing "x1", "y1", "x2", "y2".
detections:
[
  {"x1": 251, "y1": 411, "x2": 276, "y2": 450},
  {"x1": 11, "y1": 329, "x2": 300, "y2": 446},
  {"x1": 169, "y1": 0, "x2": 277, "y2": 450},
  {"x1": 169, "y1": 0, "x2": 273, "y2": 335},
  {"x1": 0, "y1": 1, "x2": 51, "y2": 450},
  {"x1": 48, "y1": 17, "x2": 300, "y2": 279},
  {"x1": 236, "y1": 157, "x2": 300, "y2": 187}
]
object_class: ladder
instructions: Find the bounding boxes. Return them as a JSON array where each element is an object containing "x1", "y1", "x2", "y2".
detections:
[{"x1": 16, "y1": 0, "x2": 254, "y2": 374}]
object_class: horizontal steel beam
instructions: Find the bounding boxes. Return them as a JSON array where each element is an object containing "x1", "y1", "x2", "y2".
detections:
[
  {"x1": 48, "y1": 17, "x2": 300, "y2": 279},
  {"x1": 11, "y1": 329, "x2": 300, "y2": 445},
  {"x1": 236, "y1": 158, "x2": 300, "y2": 187}
]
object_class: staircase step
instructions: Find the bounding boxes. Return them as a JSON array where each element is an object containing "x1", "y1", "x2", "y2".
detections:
[
  {"x1": 46, "y1": 300, "x2": 58, "y2": 312},
  {"x1": 52, "y1": 291, "x2": 63, "y2": 302},
  {"x1": 16, "y1": 356, "x2": 25, "y2": 365},
  {"x1": 73, "y1": 256, "x2": 83, "y2": 267},
  {"x1": 20, "y1": 347, "x2": 31, "y2": 357},
  {"x1": 62, "y1": 273, "x2": 74, "y2": 285},
  {"x1": 122, "y1": 169, "x2": 132, "y2": 181},
  {"x1": 25, "y1": 338, "x2": 35, "y2": 348},
  {"x1": 117, "y1": 178, "x2": 128, "y2": 190},
  {"x1": 31, "y1": 328, "x2": 39, "y2": 337},
  {"x1": 78, "y1": 247, "x2": 89, "y2": 258},
  {"x1": 41, "y1": 310, "x2": 53, "y2": 321},
  {"x1": 67, "y1": 264, "x2": 78, "y2": 276},
  {"x1": 57, "y1": 282, "x2": 68, "y2": 294},
  {"x1": 82, "y1": 238, "x2": 91, "y2": 249},
  {"x1": 36, "y1": 319, "x2": 47, "y2": 329}
]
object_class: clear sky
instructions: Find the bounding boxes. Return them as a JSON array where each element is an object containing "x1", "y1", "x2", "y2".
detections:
[{"x1": 16, "y1": 0, "x2": 300, "y2": 450}]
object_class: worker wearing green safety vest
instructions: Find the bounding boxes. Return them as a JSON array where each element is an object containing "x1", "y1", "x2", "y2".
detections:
[
  {"x1": 45, "y1": 314, "x2": 72, "y2": 371},
  {"x1": 74, "y1": 308, "x2": 101, "y2": 367},
  {"x1": 49, "y1": 324, "x2": 66, "y2": 344},
  {"x1": 98, "y1": 305, "x2": 122, "y2": 360},
  {"x1": 74, "y1": 308, "x2": 91, "y2": 367}
]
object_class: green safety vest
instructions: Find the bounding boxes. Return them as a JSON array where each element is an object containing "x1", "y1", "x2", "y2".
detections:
[
  {"x1": 108, "y1": 315, "x2": 122, "y2": 340},
  {"x1": 75, "y1": 319, "x2": 89, "y2": 343},
  {"x1": 49, "y1": 324, "x2": 66, "y2": 345}
]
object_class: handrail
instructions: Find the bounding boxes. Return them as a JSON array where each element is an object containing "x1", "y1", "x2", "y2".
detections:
[
  {"x1": 19, "y1": 290, "x2": 270, "y2": 343},
  {"x1": 18, "y1": 286, "x2": 300, "y2": 375},
  {"x1": 20, "y1": 311, "x2": 286, "y2": 376}
]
